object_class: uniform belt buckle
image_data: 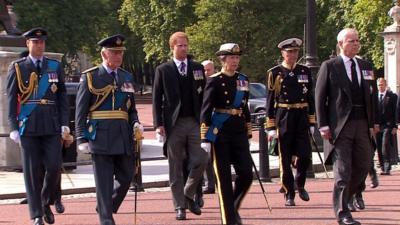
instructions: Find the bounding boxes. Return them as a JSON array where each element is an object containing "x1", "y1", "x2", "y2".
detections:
[{"x1": 40, "y1": 99, "x2": 48, "y2": 104}]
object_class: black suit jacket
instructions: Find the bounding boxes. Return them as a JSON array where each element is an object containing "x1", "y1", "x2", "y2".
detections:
[
  {"x1": 152, "y1": 58, "x2": 206, "y2": 155},
  {"x1": 75, "y1": 65, "x2": 139, "y2": 155},
  {"x1": 378, "y1": 91, "x2": 397, "y2": 129},
  {"x1": 315, "y1": 56, "x2": 377, "y2": 164},
  {"x1": 7, "y1": 56, "x2": 69, "y2": 136}
]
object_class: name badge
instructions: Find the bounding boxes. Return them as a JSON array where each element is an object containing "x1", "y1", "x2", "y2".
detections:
[
  {"x1": 193, "y1": 70, "x2": 204, "y2": 80},
  {"x1": 362, "y1": 70, "x2": 374, "y2": 80},
  {"x1": 297, "y1": 74, "x2": 309, "y2": 83},
  {"x1": 121, "y1": 82, "x2": 135, "y2": 93},
  {"x1": 236, "y1": 79, "x2": 249, "y2": 91}
]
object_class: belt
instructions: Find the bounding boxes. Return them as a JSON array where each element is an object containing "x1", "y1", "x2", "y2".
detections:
[
  {"x1": 214, "y1": 108, "x2": 243, "y2": 116},
  {"x1": 277, "y1": 103, "x2": 308, "y2": 109},
  {"x1": 25, "y1": 99, "x2": 56, "y2": 105},
  {"x1": 88, "y1": 110, "x2": 128, "y2": 121}
]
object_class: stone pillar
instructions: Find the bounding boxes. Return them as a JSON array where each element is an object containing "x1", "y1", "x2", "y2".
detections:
[
  {"x1": 381, "y1": 1, "x2": 400, "y2": 163},
  {"x1": 0, "y1": 44, "x2": 63, "y2": 168}
]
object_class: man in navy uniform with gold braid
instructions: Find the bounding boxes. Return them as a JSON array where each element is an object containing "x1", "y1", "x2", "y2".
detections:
[
  {"x1": 75, "y1": 34, "x2": 143, "y2": 225},
  {"x1": 6, "y1": 27, "x2": 70, "y2": 225},
  {"x1": 265, "y1": 38, "x2": 315, "y2": 207},
  {"x1": 200, "y1": 43, "x2": 253, "y2": 225}
]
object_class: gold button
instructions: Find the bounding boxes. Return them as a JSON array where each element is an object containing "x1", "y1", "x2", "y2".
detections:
[
  {"x1": 219, "y1": 76, "x2": 222, "y2": 78},
  {"x1": 282, "y1": 85, "x2": 286, "y2": 88},
  {"x1": 226, "y1": 100, "x2": 230, "y2": 104},
  {"x1": 222, "y1": 83, "x2": 226, "y2": 86},
  {"x1": 224, "y1": 91, "x2": 228, "y2": 95},
  {"x1": 284, "y1": 92, "x2": 287, "y2": 95},
  {"x1": 301, "y1": 98, "x2": 304, "y2": 101},
  {"x1": 285, "y1": 99, "x2": 289, "y2": 102}
]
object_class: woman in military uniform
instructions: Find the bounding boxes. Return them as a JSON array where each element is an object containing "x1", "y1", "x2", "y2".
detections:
[{"x1": 200, "y1": 43, "x2": 253, "y2": 225}]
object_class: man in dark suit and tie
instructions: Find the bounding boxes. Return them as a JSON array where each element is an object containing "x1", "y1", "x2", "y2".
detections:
[
  {"x1": 75, "y1": 34, "x2": 143, "y2": 225},
  {"x1": 315, "y1": 28, "x2": 378, "y2": 225},
  {"x1": 6, "y1": 27, "x2": 70, "y2": 225},
  {"x1": 152, "y1": 31, "x2": 208, "y2": 220},
  {"x1": 376, "y1": 78, "x2": 397, "y2": 175}
]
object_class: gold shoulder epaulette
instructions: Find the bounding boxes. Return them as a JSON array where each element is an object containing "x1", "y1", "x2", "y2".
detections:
[
  {"x1": 82, "y1": 66, "x2": 99, "y2": 74},
  {"x1": 210, "y1": 72, "x2": 222, "y2": 78}
]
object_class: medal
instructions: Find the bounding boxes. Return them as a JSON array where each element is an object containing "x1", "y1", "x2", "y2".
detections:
[
  {"x1": 88, "y1": 125, "x2": 93, "y2": 133},
  {"x1": 126, "y1": 98, "x2": 131, "y2": 109},
  {"x1": 289, "y1": 71, "x2": 294, "y2": 76},
  {"x1": 51, "y1": 83, "x2": 58, "y2": 93}
]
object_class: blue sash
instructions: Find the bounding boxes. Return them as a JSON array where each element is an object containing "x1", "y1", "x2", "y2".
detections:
[
  {"x1": 84, "y1": 78, "x2": 130, "y2": 141},
  {"x1": 18, "y1": 60, "x2": 58, "y2": 135},
  {"x1": 205, "y1": 73, "x2": 246, "y2": 142}
]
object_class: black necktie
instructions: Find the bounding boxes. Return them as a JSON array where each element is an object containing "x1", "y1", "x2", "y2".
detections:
[
  {"x1": 36, "y1": 60, "x2": 41, "y2": 74},
  {"x1": 110, "y1": 71, "x2": 117, "y2": 83},
  {"x1": 380, "y1": 94, "x2": 384, "y2": 102},
  {"x1": 350, "y1": 58, "x2": 359, "y2": 88}
]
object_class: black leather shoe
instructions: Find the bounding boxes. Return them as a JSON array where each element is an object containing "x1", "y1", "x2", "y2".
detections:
[
  {"x1": 285, "y1": 198, "x2": 295, "y2": 206},
  {"x1": 347, "y1": 202, "x2": 356, "y2": 212},
  {"x1": 195, "y1": 195, "x2": 204, "y2": 208},
  {"x1": 298, "y1": 188, "x2": 310, "y2": 201},
  {"x1": 175, "y1": 208, "x2": 186, "y2": 220},
  {"x1": 278, "y1": 187, "x2": 285, "y2": 193},
  {"x1": 43, "y1": 205, "x2": 55, "y2": 224},
  {"x1": 55, "y1": 200, "x2": 65, "y2": 213},
  {"x1": 185, "y1": 196, "x2": 201, "y2": 215},
  {"x1": 338, "y1": 217, "x2": 360, "y2": 225},
  {"x1": 370, "y1": 175, "x2": 379, "y2": 188},
  {"x1": 353, "y1": 197, "x2": 365, "y2": 210},
  {"x1": 33, "y1": 217, "x2": 44, "y2": 225},
  {"x1": 202, "y1": 187, "x2": 215, "y2": 194}
]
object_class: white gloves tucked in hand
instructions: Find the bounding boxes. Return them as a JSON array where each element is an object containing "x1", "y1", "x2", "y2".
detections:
[
  {"x1": 133, "y1": 122, "x2": 144, "y2": 134},
  {"x1": 201, "y1": 142, "x2": 211, "y2": 153},
  {"x1": 61, "y1": 126, "x2": 70, "y2": 134},
  {"x1": 78, "y1": 143, "x2": 90, "y2": 154},
  {"x1": 9, "y1": 130, "x2": 20, "y2": 144},
  {"x1": 309, "y1": 126, "x2": 315, "y2": 135},
  {"x1": 156, "y1": 132, "x2": 165, "y2": 143},
  {"x1": 267, "y1": 130, "x2": 278, "y2": 138}
]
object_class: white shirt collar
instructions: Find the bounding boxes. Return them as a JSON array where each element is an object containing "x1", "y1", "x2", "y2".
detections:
[
  {"x1": 173, "y1": 57, "x2": 188, "y2": 68},
  {"x1": 379, "y1": 90, "x2": 387, "y2": 96},
  {"x1": 102, "y1": 63, "x2": 118, "y2": 74},
  {"x1": 29, "y1": 55, "x2": 44, "y2": 65}
]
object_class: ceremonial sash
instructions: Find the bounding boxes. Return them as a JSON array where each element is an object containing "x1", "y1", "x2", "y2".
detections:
[
  {"x1": 205, "y1": 73, "x2": 246, "y2": 142},
  {"x1": 18, "y1": 60, "x2": 58, "y2": 135}
]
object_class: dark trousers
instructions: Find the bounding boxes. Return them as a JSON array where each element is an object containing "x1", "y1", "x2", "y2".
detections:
[
  {"x1": 332, "y1": 119, "x2": 373, "y2": 220},
  {"x1": 213, "y1": 131, "x2": 253, "y2": 225},
  {"x1": 203, "y1": 153, "x2": 216, "y2": 190},
  {"x1": 167, "y1": 117, "x2": 208, "y2": 209},
  {"x1": 376, "y1": 128, "x2": 393, "y2": 172},
  {"x1": 277, "y1": 109, "x2": 311, "y2": 198},
  {"x1": 92, "y1": 154, "x2": 134, "y2": 225},
  {"x1": 20, "y1": 135, "x2": 62, "y2": 219}
]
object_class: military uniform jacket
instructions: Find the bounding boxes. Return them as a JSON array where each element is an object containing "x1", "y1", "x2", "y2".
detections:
[
  {"x1": 378, "y1": 90, "x2": 397, "y2": 129},
  {"x1": 7, "y1": 56, "x2": 68, "y2": 136},
  {"x1": 75, "y1": 65, "x2": 139, "y2": 155},
  {"x1": 265, "y1": 64, "x2": 315, "y2": 130},
  {"x1": 200, "y1": 72, "x2": 252, "y2": 142},
  {"x1": 315, "y1": 56, "x2": 377, "y2": 164},
  {"x1": 152, "y1": 59, "x2": 206, "y2": 136}
]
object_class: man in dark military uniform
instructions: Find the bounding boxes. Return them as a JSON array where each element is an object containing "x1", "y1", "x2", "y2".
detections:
[
  {"x1": 265, "y1": 38, "x2": 315, "y2": 207},
  {"x1": 75, "y1": 34, "x2": 143, "y2": 225},
  {"x1": 201, "y1": 43, "x2": 253, "y2": 225},
  {"x1": 7, "y1": 27, "x2": 70, "y2": 225}
]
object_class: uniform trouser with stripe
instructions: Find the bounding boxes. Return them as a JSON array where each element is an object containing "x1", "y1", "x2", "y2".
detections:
[
  {"x1": 20, "y1": 135, "x2": 62, "y2": 219},
  {"x1": 277, "y1": 108, "x2": 311, "y2": 198},
  {"x1": 213, "y1": 131, "x2": 252, "y2": 225},
  {"x1": 92, "y1": 154, "x2": 134, "y2": 225}
]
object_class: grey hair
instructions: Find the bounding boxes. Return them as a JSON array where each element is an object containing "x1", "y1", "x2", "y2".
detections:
[{"x1": 337, "y1": 28, "x2": 359, "y2": 43}]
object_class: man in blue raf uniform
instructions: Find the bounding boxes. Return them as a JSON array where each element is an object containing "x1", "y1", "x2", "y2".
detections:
[
  {"x1": 75, "y1": 34, "x2": 143, "y2": 225},
  {"x1": 265, "y1": 38, "x2": 315, "y2": 207},
  {"x1": 7, "y1": 27, "x2": 70, "y2": 225},
  {"x1": 201, "y1": 43, "x2": 253, "y2": 225}
]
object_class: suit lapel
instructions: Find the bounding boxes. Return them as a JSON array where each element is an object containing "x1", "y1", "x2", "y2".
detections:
[{"x1": 333, "y1": 56, "x2": 352, "y2": 99}]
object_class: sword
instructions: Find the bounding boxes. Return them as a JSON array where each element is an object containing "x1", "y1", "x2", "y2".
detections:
[
  {"x1": 61, "y1": 166, "x2": 75, "y2": 187},
  {"x1": 309, "y1": 132, "x2": 330, "y2": 178},
  {"x1": 250, "y1": 157, "x2": 272, "y2": 213},
  {"x1": 133, "y1": 127, "x2": 144, "y2": 225}
]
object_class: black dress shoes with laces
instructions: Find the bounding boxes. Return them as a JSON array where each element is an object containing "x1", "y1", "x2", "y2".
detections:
[
  {"x1": 285, "y1": 198, "x2": 295, "y2": 206},
  {"x1": 55, "y1": 200, "x2": 65, "y2": 213},
  {"x1": 338, "y1": 217, "x2": 360, "y2": 225},
  {"x1": 175, "y1": 208, "x2": 186, "y2": 220},
  {"x1": 43, "y1": 205, "x2": 55, "y2": 224},
  {"x1": 185, "y1": 196, "x2": 202, "y2": 215},
  {"x1": 298, "y1": 188, "x2": 310, "y2": 201},
  {"x1": 33, "y1": 217, "x2": 44, "y2": 225},
  {"x1": 353, "y1": 197, "x2": 365, "y2": 210}
]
